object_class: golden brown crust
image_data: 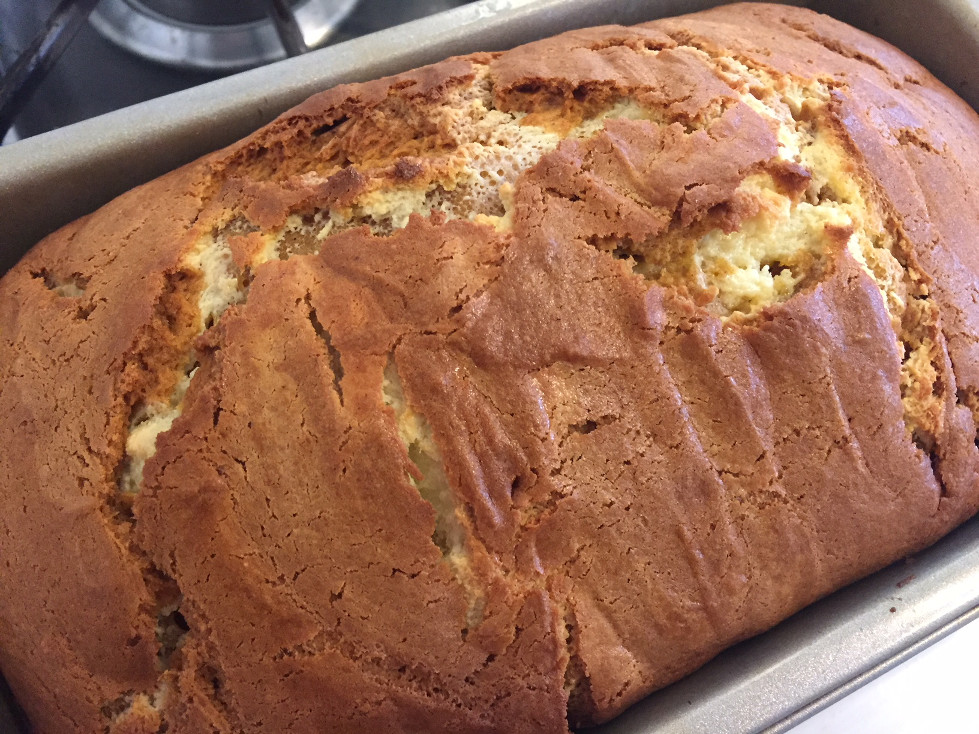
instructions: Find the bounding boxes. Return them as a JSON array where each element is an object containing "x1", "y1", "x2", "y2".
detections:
[{"x1": 2, "y1": 4, "x2": 979, "y2": 732}]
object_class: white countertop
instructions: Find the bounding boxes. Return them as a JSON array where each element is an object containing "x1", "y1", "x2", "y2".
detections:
[{"x1": 788, "y1": 617, "x2": 979, "y2": 733}]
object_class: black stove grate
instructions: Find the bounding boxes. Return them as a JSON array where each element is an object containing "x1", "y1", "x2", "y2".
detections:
[{"x1": 0, "y1": 0, "x2": 472, "y2": 143}]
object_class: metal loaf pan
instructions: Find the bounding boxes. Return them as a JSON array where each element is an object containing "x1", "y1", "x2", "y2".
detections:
[{"x1": 2, "y1": 1, "x2": 979, "y2": 731}]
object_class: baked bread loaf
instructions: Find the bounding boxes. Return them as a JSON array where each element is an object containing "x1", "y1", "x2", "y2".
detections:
[{"x1": 3, "y1": 3, "x2": 979, "y2": 731}]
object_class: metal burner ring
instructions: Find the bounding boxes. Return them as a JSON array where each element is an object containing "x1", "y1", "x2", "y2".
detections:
[{"x1": 89, "y1": 0, "x2": 359, "y2": 71}]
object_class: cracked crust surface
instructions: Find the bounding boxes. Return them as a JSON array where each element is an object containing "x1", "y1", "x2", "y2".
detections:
[{"x1": 3, "y1": 4, "x2": 979, "y2": 732}]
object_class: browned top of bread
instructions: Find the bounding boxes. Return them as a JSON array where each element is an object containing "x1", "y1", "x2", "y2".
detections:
[{"x1": 3, "y1": 4, "x2": 979, "y2": 732}]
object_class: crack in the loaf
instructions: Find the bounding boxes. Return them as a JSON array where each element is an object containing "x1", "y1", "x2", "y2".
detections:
[
  {"x1": 97, "y1": 225, "x2": 256, "y2": 728},
  {"x1": 92, "y1": 262, "x2": 207, "y2": 728},
  {"x1": 196, "y1": 658, "x2": 237, "y2": 725},
  {"x1": 879, "y1": 231, "x2": 946, "y2": 460},
  {"x1": 382, "y1": 356, "x2": 484, "y2": 633},
  {"x1": 586, "y1": 35, "x2": 673, "y2": 53},
  {"x1": 275, "y1": 213, "x2": 332, "y2": 259},
  {"x1": 562, "y1": 604, "x2": 596, "y2": 730},
  {"x1": 567, "y1": 414, "x2": 618, "y2": 436},
  {"x1": 445, "y1": 251, "x2": 508, "y2": 321},
  {"x1": 88, "y1": 551, "x2": 192, "y2": 731},
  {"x1": 928, "y1": 450, "x2": 947, "y2": 500},
  {"x1": 118, "y1": 360, "x2": 198, "y2": 495},
  {"x1": 780, "y1": 20, "x2": 888, "y2": 73},
  {"x1": 256, "y1": 72, "x2": 677, "y2": 245},
  {"x1": 118, "y1": 232, "x2": 249, "y2": 496},
  {"x1": 99, "y1": 677, "x2": 172, "y2": 734},
  {"x1": 156, "y1": 604, "x2": 189, "y2": 671},
  {"x1": 562, "y1": 79, "x2": 842, "y2": 317},
  {"x1": 302, "y1": 293, "x2": 344, "y2": 407},
  {"x1": 272, "y1": 629, "x2": 330, "y2": 662},
  {"x1": 640, "y1": 38, "x2": 951, "y2": 461},
  {"x1": 895, "y1": 127, "x2": 943, "y2": 155},
  {"x1": 312, "y1": 115, "x2": 350, "y2": 138},
  {"x1": 30, "y1": 267, "x2": 90, "y2": 298},
  {"x1": 955, "y1": 387, "x2": 979, "y2": 450},
  {"x1": 100, "y1": 690, "x2": 137, "y2": 729}
]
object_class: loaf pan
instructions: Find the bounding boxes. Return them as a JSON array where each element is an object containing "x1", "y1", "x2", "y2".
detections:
[{"x1": 2, "y1": 1, "x2": 979, "y2": 731}]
